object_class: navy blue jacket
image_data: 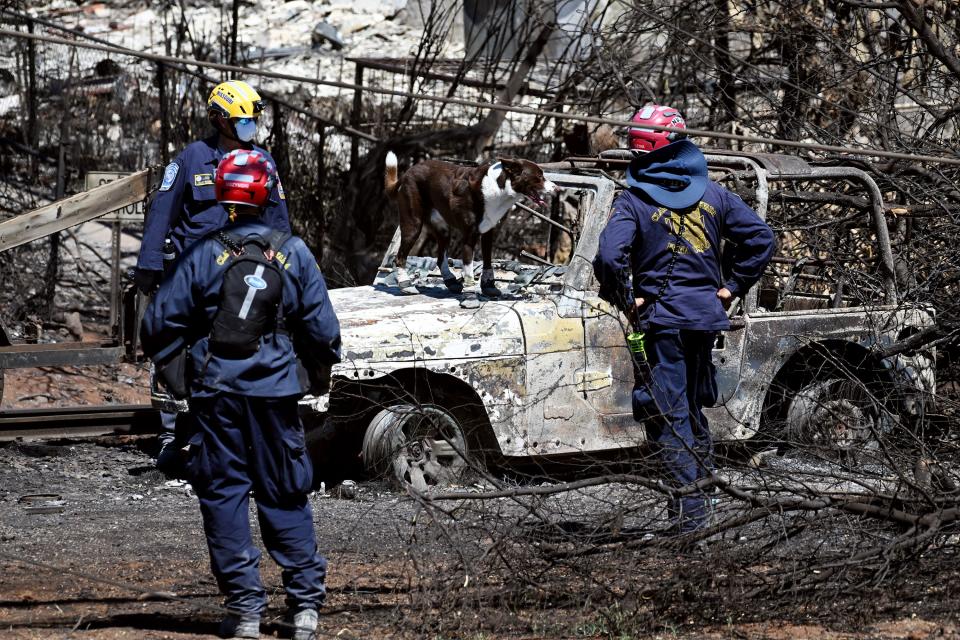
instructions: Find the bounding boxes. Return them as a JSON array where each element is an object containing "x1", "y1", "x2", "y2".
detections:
[
  {"x1": 137, "y1": 136, "x2": 291, "y2": 271},
  {"x1": 593, "y1": 182, "x2": 774, "y2": 331},
  {"x1": 142, "y1": 218, "x2": 341, "y2": 398}
]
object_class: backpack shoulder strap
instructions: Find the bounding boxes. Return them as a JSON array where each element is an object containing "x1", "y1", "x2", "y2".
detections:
[
  {"x1": 216, "y1": 230, "x2": 245, "y2": 255},
  {"x1": 264, "y1": 231, "x2": 293, "y2": 327}
]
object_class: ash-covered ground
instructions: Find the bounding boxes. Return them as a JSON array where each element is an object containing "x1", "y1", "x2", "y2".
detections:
[
  {"x1": 2, "y1": 437, "x2": 960, "y2": 639},
  {"x1": 0, "y1": 438, "x2": 418, "y2": 639}
]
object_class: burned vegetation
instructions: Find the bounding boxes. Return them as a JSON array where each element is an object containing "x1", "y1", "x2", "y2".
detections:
[{"x1": 0, "y1": 1, "x2": 960, "y2": 638}]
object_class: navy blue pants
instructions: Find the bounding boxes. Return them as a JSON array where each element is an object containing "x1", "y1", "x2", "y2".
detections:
[
  {"x1": 185, "y1": 394, "x2": 327, "y2": 614},
  {"x1": 632, "y1": 327, "x2": 718, "y2": 532}
]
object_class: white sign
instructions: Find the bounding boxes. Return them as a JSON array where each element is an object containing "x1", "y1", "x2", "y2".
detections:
[{"x1": 84, "y1": 171, "x2": 146, "y2": 223}]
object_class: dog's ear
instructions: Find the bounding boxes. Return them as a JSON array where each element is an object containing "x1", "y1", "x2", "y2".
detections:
[{"x1": 499, "y1": 157, "x2": 523, "y2": 175}]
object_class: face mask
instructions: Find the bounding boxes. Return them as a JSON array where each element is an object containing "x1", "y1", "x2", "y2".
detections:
[{"x1": 233, "y1": 118, "x2": 257, "y2": 142}]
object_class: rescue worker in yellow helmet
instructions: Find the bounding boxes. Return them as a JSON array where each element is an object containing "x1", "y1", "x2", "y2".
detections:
[
  {"x1": 207, "y1": 79, "x2": 267, "y2": 143},
  {"x1": 134, "y1": 79, "x2": 291, "y2": 473}
]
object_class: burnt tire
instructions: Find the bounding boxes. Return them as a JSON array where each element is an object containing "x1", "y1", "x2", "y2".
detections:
[
  {"x1": 362, "y1": 403, "x2": 471, "y2": 492},
  {"x1": 759, "y1": 342, "x2": 899, "y2": 465},
  {"x1": 782, "y1": 377, "x2": 893, "y2": 461}
]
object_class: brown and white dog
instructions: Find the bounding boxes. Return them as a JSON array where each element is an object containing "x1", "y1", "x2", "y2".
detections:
[{"x1": 384, "y1": 152, "x2": 558, "y2": 296}]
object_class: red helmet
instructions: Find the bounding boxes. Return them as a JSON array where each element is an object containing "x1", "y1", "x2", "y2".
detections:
[
  {"x1": 215, "y1": 149, "x2": 276, "y2": 208},
  {"x1": 628, "y1": 104, "x2": 686, "y2": 151}
]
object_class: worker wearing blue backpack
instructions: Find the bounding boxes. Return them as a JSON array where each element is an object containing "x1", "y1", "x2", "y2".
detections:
[{"x1": 141, "y1": 148, "x2": 340, "y2": 640}]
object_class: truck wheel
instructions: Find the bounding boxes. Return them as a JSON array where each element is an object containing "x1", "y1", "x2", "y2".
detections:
[
  {"x1": 362, "y1": 403, "x2": 470, "y2": 492},
  {"x1": 783, "y1": 378, "x2": 891, "y2": 459}
]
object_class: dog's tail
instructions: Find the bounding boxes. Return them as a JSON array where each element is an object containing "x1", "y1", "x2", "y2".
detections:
[{"x1": 384, "y1": 151, "x2": 400, "y2": 198}]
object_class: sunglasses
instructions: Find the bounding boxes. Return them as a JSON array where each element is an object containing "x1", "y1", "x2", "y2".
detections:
[{"x1": 233, "y1": 117, "x2": 258, "y2": 125}]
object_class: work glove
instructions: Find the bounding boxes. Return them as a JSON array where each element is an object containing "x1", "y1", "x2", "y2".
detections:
[{"x1": 133, "y1": 268, "x2": 163, "y2": 295}]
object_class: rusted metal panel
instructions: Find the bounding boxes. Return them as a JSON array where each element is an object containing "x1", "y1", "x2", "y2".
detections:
[
  {"x1": 458, "y1": 357, "x2": 527, "y2": 454},
  {"x1": 706, "y1": 305, "x2": 935, "y2": 441},
  {"x1": 0, "y1": 405, "x2": 158, "y2": 441},
  {"x1": 581, "y1": 294, "x2": 634, "y2": 418},
  {"x1": 515, "y1": 301, "x2": 583, "y2": 354},
  {"x1": 0, "y1": 342, "x2": 124, "y2": 369}
]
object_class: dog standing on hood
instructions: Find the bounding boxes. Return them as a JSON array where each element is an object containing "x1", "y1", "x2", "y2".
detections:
[{"x1": 384, "y1": 152, "x2": 558, "y2": 296}]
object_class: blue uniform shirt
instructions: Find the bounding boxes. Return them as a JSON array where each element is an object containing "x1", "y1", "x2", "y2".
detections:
[
  {"x1": 593, "y1": 182, "x2": 774, "y2": 331},
  {"x1": 142, "y1": 218, "x2": 341, "y2": 398},
  {"x1": 138, "y1": 136, "x2": 291, "y2": 271}
]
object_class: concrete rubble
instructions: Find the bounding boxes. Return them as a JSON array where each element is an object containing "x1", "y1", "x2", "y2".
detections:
[{"x1": 25, "y1": 0, "x2": 466, "y2": 100}]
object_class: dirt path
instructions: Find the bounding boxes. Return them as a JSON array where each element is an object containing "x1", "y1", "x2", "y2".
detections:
[{"x1": 2, "y1": 363, "x2": 151, "y2": 409}]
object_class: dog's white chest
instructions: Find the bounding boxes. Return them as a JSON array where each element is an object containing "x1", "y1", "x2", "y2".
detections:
[{"x1": 479, "y1": 163, "x2": 520, "y2": 233}]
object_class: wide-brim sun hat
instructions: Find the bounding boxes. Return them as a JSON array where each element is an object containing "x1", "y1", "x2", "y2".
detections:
[{"x1": 625, "y1": 139, "x2": 708, "y2": 209}]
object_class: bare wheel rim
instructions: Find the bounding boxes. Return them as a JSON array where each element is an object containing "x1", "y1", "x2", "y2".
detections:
[
  {"x1": 785, "y1": 379, "x2": 881, "y2": 453},
  {"x1": 810, "y1": 397, "x2": 870, "y2": 449},
  {"x1": 365, "y1": 404, "x2": 469, "y2": 491}
]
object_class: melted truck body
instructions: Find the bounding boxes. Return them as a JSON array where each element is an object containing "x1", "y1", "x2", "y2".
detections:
[{"x1": 314, "y1": 158, "x2": 934, "y2": 467}]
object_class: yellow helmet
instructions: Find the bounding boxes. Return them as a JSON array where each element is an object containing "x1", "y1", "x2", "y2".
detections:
[{"x1": 207, "y1": 80, "x2": 265, "y2": 119}]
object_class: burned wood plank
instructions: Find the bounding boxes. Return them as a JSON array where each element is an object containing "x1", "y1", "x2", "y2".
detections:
[{"x1": 0, "y1": 167, "x2": 155, "y2": 253}]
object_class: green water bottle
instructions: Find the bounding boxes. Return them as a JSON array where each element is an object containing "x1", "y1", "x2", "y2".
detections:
[{"x1": 627, "y1": 331, "x2": 646, "y2": 360}]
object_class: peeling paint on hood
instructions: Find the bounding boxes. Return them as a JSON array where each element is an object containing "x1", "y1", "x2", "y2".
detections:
[{"x1": 328, "y1": 285, "x2": 525, "y2": 363}]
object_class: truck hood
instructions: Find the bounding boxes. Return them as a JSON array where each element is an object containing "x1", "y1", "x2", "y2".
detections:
[{"x1": 328, "y1": 285, "x2": 524, "y2": 363}]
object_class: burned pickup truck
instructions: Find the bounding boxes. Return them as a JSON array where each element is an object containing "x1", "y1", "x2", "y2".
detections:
[{"x1": 310, "y1": 152, "x2": 934, "y2": 490}]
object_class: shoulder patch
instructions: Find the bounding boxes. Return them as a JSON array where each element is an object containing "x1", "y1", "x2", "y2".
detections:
[
  {"x1": 194, "y1": 173, "x2": 214, "y2": 187},
  {"x1": 160, "y1": 162, "x2": 180, "y2": 192},
  {"x1": 277, "y1": 178, "x2": 285, "y2": 200}
]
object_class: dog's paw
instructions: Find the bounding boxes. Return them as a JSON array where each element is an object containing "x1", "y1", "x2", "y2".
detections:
[
  {"x1": 443, "y1": 277, "x2": 464, "y2": 294},
  {"x1": 397, "y1": 279, "x2": 419, "y2": 295},
  {"x1": 460, "y1": 292, "x2": 481, "y2": 309},
  {"x1": 480, "y1": 280, "x2": 502, "y2": 298}
]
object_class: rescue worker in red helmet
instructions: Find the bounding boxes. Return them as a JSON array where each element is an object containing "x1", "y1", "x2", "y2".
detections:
[
  {"x1": 136, "y1": 80, "x2": 292, "y2": 472},
  {"x1": 141, "y1": 149, "x2": 340, "y2": 640},
  {"x1": 628, "y1": 104, "x2": 687, "y2": 151},
  {"x1": 595, "y1": 107, "x2": 774, "y2": 535}
]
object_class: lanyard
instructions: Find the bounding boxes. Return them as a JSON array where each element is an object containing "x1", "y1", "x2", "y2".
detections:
[{"x1": 654, "y1": 210, "x2": 688, "y2": 302}]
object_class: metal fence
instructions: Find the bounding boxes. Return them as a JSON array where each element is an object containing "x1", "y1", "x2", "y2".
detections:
[
  {"x1": 350, "y1": 56, "x2": 565, "y2": 162},
  {"x1": 0, "y1": 16, "x2": 350, "y2": 323}
]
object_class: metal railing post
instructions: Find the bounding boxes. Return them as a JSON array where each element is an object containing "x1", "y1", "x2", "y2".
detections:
[{"x1": 350, "y1": 63, "x2": 364, "y2": 172}]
